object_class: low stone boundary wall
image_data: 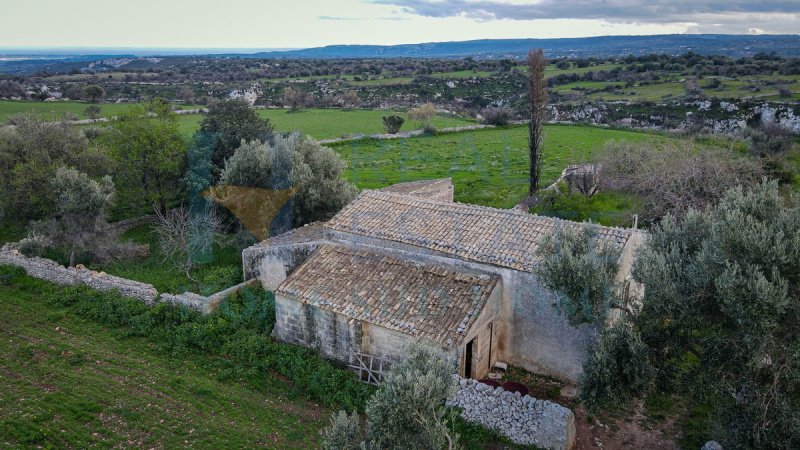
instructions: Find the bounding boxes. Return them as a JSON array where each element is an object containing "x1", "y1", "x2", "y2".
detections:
[
  {"x1": 0, "y1": 244, "x2": 255, "y2": 313},
  {"x1": 160, "y1": 278, "x2": 258, "y2": 314},
  {"x1": 447, "y1": 377, "x2": 576, "y2": 450},
  {"x1": 0, "y1": 247, "x2": 158, "y2": 303}
]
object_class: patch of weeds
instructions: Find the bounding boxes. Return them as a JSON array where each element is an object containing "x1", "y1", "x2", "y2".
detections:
[{"x1": 645, "y1": 393, "x2": 675, "y2": 423}]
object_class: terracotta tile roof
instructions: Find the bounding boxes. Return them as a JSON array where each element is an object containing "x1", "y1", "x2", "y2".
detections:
[
  {"x1": 263, "y1": 222, "x2": 326, "y2": 247},
  {"x1": 325, "y1": 190, "x2": 633, "y2": 273},
  {"x1": 381, "y1": 178, "x2": 452, "y2": 198},
  {"x1": 275, "y1": 245, "x2": 499, "y2": 348}
]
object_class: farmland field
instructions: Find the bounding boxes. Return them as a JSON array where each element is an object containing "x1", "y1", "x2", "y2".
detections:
[
  {"x1": 331, "y1": 124, "x2": 672, "y2": 208},
  {"x1": 176, "y1": 108, "x2": 474, "y2": 140},
  {"x1": 0, "y1": 100, "x2": 200, "y2": 124},
  {"x1": 0, "y1": 279, "x2": 327, "y2": 449}
]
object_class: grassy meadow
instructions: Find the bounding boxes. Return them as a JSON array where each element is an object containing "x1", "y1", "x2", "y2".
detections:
[
  {"x1": 0, "y1": 100, "x2": 200, "y2": 124},
  {"x1": 177, "y1": 108, "x2": 474, "y2": 139},
  {"x1": 331, "y1": 124, "x2": 671, "y2": 209},
  {"x1": 0, "y1": 278, "x2": 328, "y2": 449}
]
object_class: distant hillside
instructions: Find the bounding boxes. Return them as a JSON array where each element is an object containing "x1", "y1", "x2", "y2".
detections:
[
  {"x1": 248, "y1": 34, "x2": 800, "y2": 59},
  {"x1": 2, "y1": 34, "x2": 800, "y2": 75}
]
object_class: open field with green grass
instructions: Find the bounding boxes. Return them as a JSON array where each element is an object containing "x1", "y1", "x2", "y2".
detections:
[
  {"x1": 0, "y1": 100, "x2": 200, "y2": 124},
  {"x1": 0, "y1": 278, "x2": 328, "y2": 449},
  {"x1": 332, "y1": 124, "x2": 673, "y2": 208},
  {"x1": 176, "y1": 108, "x2": 474, "y2": 140}
]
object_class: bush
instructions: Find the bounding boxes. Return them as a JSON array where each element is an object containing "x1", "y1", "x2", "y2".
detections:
[
  {"x1": 481, "y1": 107, "x2": 511, "y2": 126},
  {"x1": 322, "y1": 344, "x2": 459, "y2": 450},
  {"x1": 597, "y1": 141, "x2": 763, "y2": 220},
  {"x1": 536, "y1": 224, "x2": 624, "y2": 325},
  {"x1": 745, "y1": 123, "x2": 793, "y2": 157},
  {"x1": 579, "y1": 320, "x2": 653, "y2": 409},
  {"x1": 634, "y1": 181, "x2": 800, "y2": 448},
  {"x1": 382, "y1": 115, "x2": 405, "y2": 134}
]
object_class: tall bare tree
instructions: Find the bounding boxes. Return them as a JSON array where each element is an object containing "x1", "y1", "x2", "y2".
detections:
[{"x1": 527, "y1": 49, "x2": 548, "y2": 195}]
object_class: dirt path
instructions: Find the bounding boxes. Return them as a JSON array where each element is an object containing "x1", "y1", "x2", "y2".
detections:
[{"x1": 573, "y1": 403, "x2": 679, "y2": 450}]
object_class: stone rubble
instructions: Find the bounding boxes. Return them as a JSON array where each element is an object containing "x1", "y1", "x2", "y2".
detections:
[{"x1": 446, "y1": 377, "x2": 576, "y2": 450}]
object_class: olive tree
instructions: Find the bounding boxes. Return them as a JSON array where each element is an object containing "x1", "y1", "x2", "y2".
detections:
[
  {"x1": 40, "y1": 167, "x2": 115, "y2": 266},
  {"x1": 632, "y1": 181, "x2": 800, "y2": 448},
  {"x1": 536, "y1": 224, "x2": 626, "y2": 326},
  {"x1": 321, "y1": 344, "x2": 459, "y2": 450},
  {"x1": 0, "y1": 114, "x2": 109, "y2": 222},
  {"x1": 219, "y1": 133, "x2": 356, "y2": 233},
  {"x1": 197, "y1": 99, "x2": 273, "y2": 179}
]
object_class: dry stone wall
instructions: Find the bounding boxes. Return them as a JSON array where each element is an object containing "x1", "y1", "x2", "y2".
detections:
[
  {"x1": 447, "y1": 377, "x2": 576, "y2": 450},
  {"x1": 0, "y1": 245, "x2": 158, "y2": 303},
  {"x1": 1, "y1": 244, "x2": 255, "y2": 313}
]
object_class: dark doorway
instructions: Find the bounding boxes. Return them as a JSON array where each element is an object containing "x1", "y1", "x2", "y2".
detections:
[
  {"x1": 487, "y1": 322, "x2": 493, "y2": 372},
  {"x1": 464, "y1": 338, "x2": 474, "y2": 378}
]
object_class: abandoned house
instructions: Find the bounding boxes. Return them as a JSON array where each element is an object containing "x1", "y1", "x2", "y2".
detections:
[{"x1": 243, "y1": 179, "x2": 644, "y2": 382}]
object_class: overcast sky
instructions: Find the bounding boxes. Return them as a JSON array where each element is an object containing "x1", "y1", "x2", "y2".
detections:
[{"x1": 2, "y1": 0, "x2": 798, "y2": 49}]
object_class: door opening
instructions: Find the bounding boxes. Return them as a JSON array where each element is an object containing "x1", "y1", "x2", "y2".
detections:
[
  {"x1": 487, "y1": 322, "x2": 493, "y2": 372},
  {"x1": 464, "y1": 338, "x2": 474, "y2": 378}
]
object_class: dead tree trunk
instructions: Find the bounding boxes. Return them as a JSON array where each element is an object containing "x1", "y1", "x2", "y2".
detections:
[{"x1": 527, "y1": 48, "x2": 548, "y2": 195}]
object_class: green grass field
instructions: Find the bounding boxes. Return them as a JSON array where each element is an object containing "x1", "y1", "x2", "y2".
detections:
[
  {"x1": 0, "y1": 100, "x2": 200, "y2": 124},
  {"x1": 0, "y1": 280, "x2": 327, "y2": 449},
  {"x1": 332, "y1": 124, "x2": 672, "y2": 208},
  {"x1": 176, "y1": 108, "x2": 474, "y2": 140}
]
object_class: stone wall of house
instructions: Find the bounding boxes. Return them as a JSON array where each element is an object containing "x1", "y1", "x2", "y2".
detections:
[
  {"x1": 0, "y1": 246, "x2": 158, "y2": 303},
  {"x1": 242, "y1": 242, "x2": 321, "y2": 290},
  {"x1": 447, "y1": 377, "x2": 576, "y2": 450},
  {"x1": 274, "y1": 293, "x2": 362, "y2": 363}
]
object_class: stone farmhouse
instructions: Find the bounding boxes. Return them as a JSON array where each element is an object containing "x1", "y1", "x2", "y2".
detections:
[{"x1": 243, "y1": 179, "x2": 644, "y2": 382}]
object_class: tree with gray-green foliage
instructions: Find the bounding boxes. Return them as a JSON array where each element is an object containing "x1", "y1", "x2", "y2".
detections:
[
  {"x1": 83, "y1": 84, "x2": 105, "y2": 103},
  {"x1": 197, "y1": 99, "x2": 273, "y2": 180},
  {"x1": 631, "y1": 180, "x2": 799, "y2": 449},
  {"x1": 220, "y1": 133, "x2": 356, "y2": 228},
  {"x1": 536, "y1": 224, "x2": 626, "y2": 326},
  {"x1": 100, "y1": 99, "x2": 185, "y2": 214},
  {"x1": 321, "y1": 344, "x2": 460, "y2": 450},
  {"x1": 0, "y1": 114, "x2": 109, "y2": 223},
  {"x1": 38, "y1": 167, "x2": 115, "y2": 267}
]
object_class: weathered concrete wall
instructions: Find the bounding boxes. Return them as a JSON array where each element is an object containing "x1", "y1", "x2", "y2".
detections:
[
  {"x1": 242, "y1": 242, "x2": 321, "y2": 290},
  {"x1": 448, "y1": 377, "x2": 576, "y2": 450},
  {"x1": 503, "y1": 272, "x2": 597, "y2": 382},
  {"x1": 0, "y1": 246, "x2": 158, "y2": 303}
]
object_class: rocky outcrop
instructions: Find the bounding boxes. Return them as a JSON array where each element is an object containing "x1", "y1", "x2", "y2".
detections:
[{"x1": 447, "y1": 377, "x2": 576, "y2": 450}]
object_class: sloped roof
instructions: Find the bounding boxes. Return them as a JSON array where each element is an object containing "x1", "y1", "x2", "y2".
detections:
[
  {"x1": 325, "y1": 190, "x2": 633, "y2": 273},
  {"x1": 380, "y1": 178, "x2": 452, "y2": 198},
  {"x1": 275, "y1": 245, "x2": 499, "y2": 348}
]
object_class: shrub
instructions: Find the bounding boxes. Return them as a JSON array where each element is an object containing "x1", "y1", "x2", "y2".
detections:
[
  {"x1": 579, "y1": 320, "x2": 653, "y2": 409},
  {"x1": 481, "y1": 107, "x2": 511, "y2": 126},
  {"x1": 745, "y1": 123, "x2": 793, "y2": 157},
  {"x1": 536, "y1": 224, "x2": 625, "y2": 325},
  {"x1": 322, "y1": 344, "x2": 459, "y2": 450},
  {"x1": 408, "y1": 103, "x2": 436, "y2": 129},
  {"x1": 634, "y1": 181, "x2": 800, "y2": 448},
  {"x1": 382, "y1": 115, "x2": 405, "y2": 134},
  {"x1": 597, "y1": 141, "x2": 763, "y2": 220}
]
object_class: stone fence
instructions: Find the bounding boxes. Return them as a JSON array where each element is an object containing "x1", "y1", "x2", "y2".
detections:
[
  {"x1": 447, "y1": 377, "x2": 576, "y2": 450},
  {"x1": 0, "y1": 244, "x2": 253, "y2": 313},
  {"x1": 0, "y1": 246, "x2": 158, "y2": 303}
]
